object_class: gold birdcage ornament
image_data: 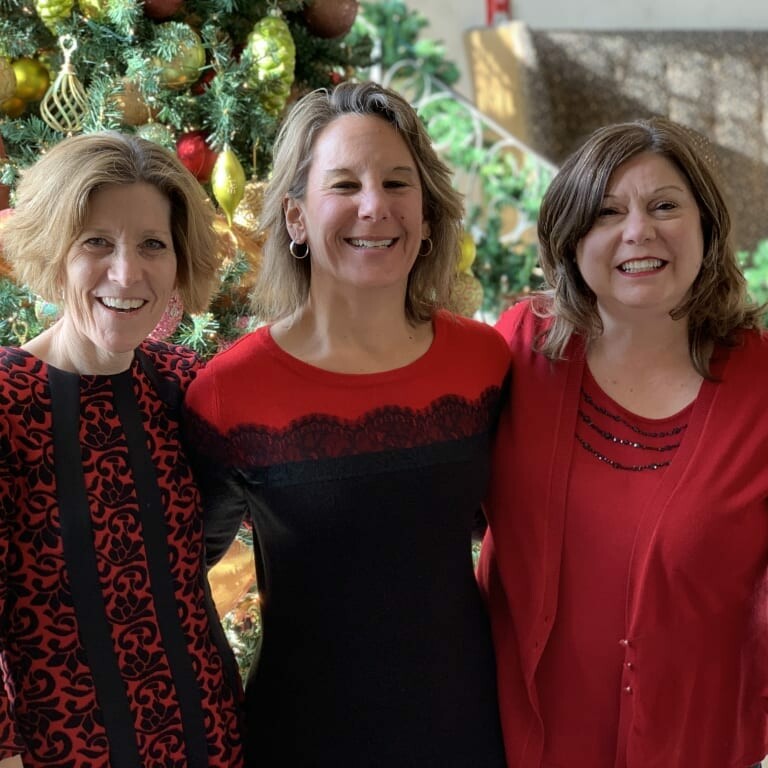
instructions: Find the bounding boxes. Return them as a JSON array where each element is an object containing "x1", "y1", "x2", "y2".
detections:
[{"x1": 40, "y1": 35, "x2": 88, "y2": 134}]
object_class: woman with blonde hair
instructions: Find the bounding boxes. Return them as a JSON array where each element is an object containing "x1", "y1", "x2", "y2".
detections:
[
  {"x1": 0, "y1": 131, "x2": 244, "y2": 768},
  {"x1": 185, "y1": 81, "x2": 509, "y2": 767}
]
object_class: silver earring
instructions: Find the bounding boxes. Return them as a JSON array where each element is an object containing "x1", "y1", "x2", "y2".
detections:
[
  {"x1": 289, "y1": 240, "x2": 309, "y2": 260},
  {"x1": 419, "y1": 237, "x2": 433, "y2": 257}
]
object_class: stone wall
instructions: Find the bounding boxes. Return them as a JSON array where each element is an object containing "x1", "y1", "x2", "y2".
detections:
[{"x1": 465, "y1": 22, "x2": 768, "y2": 250}]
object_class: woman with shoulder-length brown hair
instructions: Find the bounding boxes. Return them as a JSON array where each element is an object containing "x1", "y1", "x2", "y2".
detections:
[
  {"x1": 479, "y1": 116, "x2": 768, "y2": 768},
  {"x1": 184, "y1": 80, "x2": 510, "y2": 767},
  {"x1": 0, "y1": 131, "x2": 244, "y2": 768}
]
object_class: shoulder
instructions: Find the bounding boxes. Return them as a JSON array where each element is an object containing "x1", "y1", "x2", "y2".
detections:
[
  {"x1": 193, "y1": 326, "x2": 270, "y2": 381},
  {"x1": 721, "y1": 327, "x2": 768, "y2": 378},
  {"x1": 494, "y1": 297, "x2": 548, "y2": 344},
  {"x1": 435, "y1": 310, "x2": 509, "y2": 356},
  {"x1": 184, "y1": 327, "x2": 271, "y2": 417},
  {"x1": 139, "y1": 339, "x2": 203, "y2": 389}
]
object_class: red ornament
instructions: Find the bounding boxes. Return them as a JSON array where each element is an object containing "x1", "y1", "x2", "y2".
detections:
[
  {"x1": 303, "y1": 0, "x2": 359, "y2": 39},
  {"x1": 191, "y1": 68, "x2": 215, "y2": 95},
  {"x1": 143, "y1": 0, "x2": 184, "y2": 20},
  {"x1": 176, "y1": 130, "x2": 217, "y2": 183}
]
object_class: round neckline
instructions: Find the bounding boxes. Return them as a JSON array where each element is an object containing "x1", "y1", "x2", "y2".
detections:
[
  {"x1": 582, "y1": 364, "x2": 695, "y2": 425},
  {"x1": 260, "y1": 311, "x2": 445, "y2": 385}
]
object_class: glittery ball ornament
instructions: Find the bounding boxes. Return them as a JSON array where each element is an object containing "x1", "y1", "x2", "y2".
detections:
[
  {"x1": 136, "y1": 122, "x2": 176, "y2": 150},
  {"x1": 34, "y1": 0, "x2": 74, "y2": 32},
  {"x1": 447, "y1": 272, "x2": 484, "y2": 318},
  {"x1": 78, "y1": 0, "x2": 108, "y2": 20},
  {"x1": 303, "y1": 0, "x2": 359, "y2": 39},
  {"x1": 154, "y1": 23, "x2": 205, "y2": 90},
  {"x1": 114, "y1": 79, "x2": 154, "y2": 126},
  {"x1": 233, "y1": 179, "x2": 266, "y2": 237}
]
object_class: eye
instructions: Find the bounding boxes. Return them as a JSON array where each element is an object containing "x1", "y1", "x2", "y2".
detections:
[
  {"x1": 654, "y1": 200, "x2": 678, "y2": 211},
  {"x1": 384, "y1": 179, "x2": 409, "y2": 189},
  {"x1": 331, "y1": 180, "x2": 358, "y2": 191},
  {"x1": 83, "y1": 236, "x2": 110, "y2": 248},
  {"x1": 597, "y1": 206, "x2": 619, "y2": 217},
  {"x1": 142, "y1": 237, "x2": 169, "y2": 250}
]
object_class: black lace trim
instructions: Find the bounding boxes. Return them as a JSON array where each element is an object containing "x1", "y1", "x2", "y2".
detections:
[{"x1": 185, "y1": 386, "x2": 502, "y2": 470}]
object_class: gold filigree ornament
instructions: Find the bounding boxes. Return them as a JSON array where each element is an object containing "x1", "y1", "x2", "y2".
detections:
[{"x1": 40, "y1": 35, "x2": 88, "y2": 134}]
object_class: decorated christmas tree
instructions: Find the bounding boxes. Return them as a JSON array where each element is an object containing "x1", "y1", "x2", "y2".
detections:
[{"x1": 0, "y1": 0, "x2": 371, "y2": 353}]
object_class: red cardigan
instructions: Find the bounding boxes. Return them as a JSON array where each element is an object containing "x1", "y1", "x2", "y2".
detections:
[{"x1": 479, "y1": 300, "x2": 768, "y2": 768}]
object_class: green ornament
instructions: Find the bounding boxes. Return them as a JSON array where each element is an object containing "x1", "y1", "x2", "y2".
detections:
[
  {"x1": 154, "y1": 24, "x2": 205, "y2": 90},
  {"x1": 34, "y1": 0, "x2": 74, "y2": 31},
  {"x1": 244, "y1": 14, "x2": 296, "y2": 116},
  {"x1": 212, "y1": 146, "x2": 246, "y2": 226},
  {"x1": 136, "y1": 122, "x2": 176, "y2": 149}
]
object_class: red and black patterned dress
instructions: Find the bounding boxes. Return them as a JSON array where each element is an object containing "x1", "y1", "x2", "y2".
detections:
[
  {"x1": 0, "y1": 341, "x2": 244, "y2": 768},
  {"x1": 184, "y1": 311, "x2": 511, "y2": 767}
]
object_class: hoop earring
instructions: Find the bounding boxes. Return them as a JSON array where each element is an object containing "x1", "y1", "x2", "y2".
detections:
[
  {"x1": 289, "y1": 240, "x2": 310, "y2": 260},
  {"x1": 419, "y1": 237, "x2": 433, "y2": 257}
]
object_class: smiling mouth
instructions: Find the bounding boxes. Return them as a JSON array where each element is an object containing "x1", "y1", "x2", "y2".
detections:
[
  {"x1": 98, "y1": 297, "x2": 147, "y2": 312},
  {"x1": 346, "y1": 238, "x2": 396, "y2": 248},
  {"x1": 619, "y1": 258, "x2": 666, "y2": 273}
]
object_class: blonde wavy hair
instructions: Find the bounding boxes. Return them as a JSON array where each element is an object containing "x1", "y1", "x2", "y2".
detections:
[{"x1": 3, "y1": 130, "x2": 219, "y2": 313}]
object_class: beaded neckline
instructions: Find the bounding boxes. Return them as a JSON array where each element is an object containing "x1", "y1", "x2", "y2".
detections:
[{"x1": 576, "y1": 374, "x2": 692, "y2": 472}]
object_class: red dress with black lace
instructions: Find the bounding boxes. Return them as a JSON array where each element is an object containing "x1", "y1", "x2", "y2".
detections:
[
  {"x1": 183, "y1": 310, "x2": 511, "y2": 768},
  {"x1": 0, "y1": 341, "x2": 243, "y2": 768}
]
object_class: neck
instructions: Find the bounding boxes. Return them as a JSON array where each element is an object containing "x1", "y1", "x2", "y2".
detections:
[
  {"x1": 272, "y1": 292, "x2": 433, "y2": 374},
  {"x1": 23, "y1": 319, "x2": 134, "y2": 375}
]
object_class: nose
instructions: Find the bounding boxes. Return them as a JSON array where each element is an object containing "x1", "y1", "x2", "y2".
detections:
[
  {"x1": 623, "y1": 208, "x2": 655, "y2": 245},
  {"x1": 108, "y1": 246, "x2": 143, "y2": 286},
  {"x1": 357, "y1": 187, "x2": 389, "y2": 221}
]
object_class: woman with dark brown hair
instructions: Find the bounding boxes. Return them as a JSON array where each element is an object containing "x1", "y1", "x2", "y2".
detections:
[{"x1": 481, "y1": 116, "x2": 768, "y2": 768}]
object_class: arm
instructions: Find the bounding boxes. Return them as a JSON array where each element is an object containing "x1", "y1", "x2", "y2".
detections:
[{"x1": 0, "y1": 756, "x2": 23, "y2": 767}]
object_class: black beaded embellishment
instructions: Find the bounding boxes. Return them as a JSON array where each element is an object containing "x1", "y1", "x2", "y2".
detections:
[{"x1": 577, "y1": 389, "x2": 688, "y2": 472}]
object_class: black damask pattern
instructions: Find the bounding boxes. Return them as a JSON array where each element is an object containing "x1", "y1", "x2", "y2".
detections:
[{"x1": 0, "y1": 342, "x2": 243, "y2": 767}]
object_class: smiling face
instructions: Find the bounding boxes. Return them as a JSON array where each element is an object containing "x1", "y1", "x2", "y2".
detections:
[
  {"x1": 284, "y1": 113, "x2": 430, "y2": 302},
  {"x1": 60, "y1": 182, "x2": 177, "y2": 369},
  {"x1": 575, "y1": 151, "x2": 704, "y2": 321}
]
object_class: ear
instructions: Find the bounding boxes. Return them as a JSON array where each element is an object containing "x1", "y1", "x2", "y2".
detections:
[
  {"x1": 421, "y1": 220, "x2": 431, "y2": 240},
  {"x1": 284, "y1": 196, "x2": 306, "y2": 243}
]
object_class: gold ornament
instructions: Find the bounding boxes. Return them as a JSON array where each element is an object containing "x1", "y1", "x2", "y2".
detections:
[
  {"x1": 40, "y1": 35, "x2": 88, "y2": 133},
  {"x1": 0, "y1": 96, "x2": 25, "y2": 117},
  {"x1": 78, "y1": 0, "x2": 108, "y2": 20},
  {"x1": 34, "y1": 0, "x2": 74, "y2": 32},
  {"x1": 447, "y1": 272, "x2": 484, "y2": 318},
  {"x1": 213, "y1": 214, "x2": 265, "y2": 291},
  {"x1": 154, "y1": 23, "x2": 205, "y2": 90},
  {"x1": 233, "y1": 178, "x2": 267, "y2": 237},
  {"x1": 0, "y1": 58, "x2": 16, "y2": 104},
  {"x1": 457, "y1": 230, "x2": 477, "y2": 274},
  {"x1": 0, "y1": 208, "x2": 15, "y2": 279},
  {"x1": 113, "y1": 78, "x2": 154, "y2": 126},
  {"x1": 211, "y1": 146, "x2": 246, "y2": 226},
  {"x1": 208, "y1": 538, "x2": 258, "y2": 619},
  {"x1": 12, "y1": 58, "x2": 49, "y2": 102}
]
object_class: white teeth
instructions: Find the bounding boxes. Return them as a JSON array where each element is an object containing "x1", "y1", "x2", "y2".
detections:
[
  {"x1": 348, "y1": 238, "x2": 394, "y2": 248},
  {"x1": 620, "y1": 258, "x2": 663, "y2": 273},
  {"x1": 100, "y1": 297, "x2": 145, "y2": 310}
]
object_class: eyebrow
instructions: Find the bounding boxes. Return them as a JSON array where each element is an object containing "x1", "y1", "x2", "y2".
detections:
[
  {"x1": 604, "y1": 184, "x2": 687, "y2": 197},
  {"x1": 322, "y1": 165, "x2": 417, "y2": 177}
]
